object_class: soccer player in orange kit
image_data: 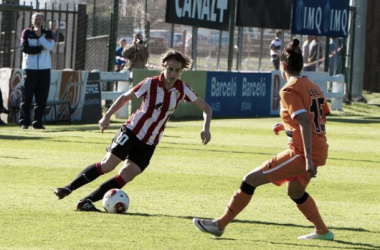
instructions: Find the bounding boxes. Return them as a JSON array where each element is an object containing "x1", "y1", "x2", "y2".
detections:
[{"x1": 193, "y1": 38, "x2": 334, "y2": 241}]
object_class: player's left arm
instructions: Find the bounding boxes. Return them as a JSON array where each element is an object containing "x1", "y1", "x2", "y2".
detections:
[
  {"x1": 296, "y1": 112, "x2": 316, "y2": 178},
  {"x1": 192, "y1": 98, "x2": 212, "y2": 145}
]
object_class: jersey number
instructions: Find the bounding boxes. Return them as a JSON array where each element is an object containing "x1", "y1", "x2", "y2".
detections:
[
  {"x1": 116, "y1": 133, "x2": 129, "y2": 146},
  {"x1": 310, "y1": 98, "x2": 326, "y2": 133}
]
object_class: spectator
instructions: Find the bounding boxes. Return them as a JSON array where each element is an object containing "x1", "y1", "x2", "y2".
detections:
[
  {"x1": 122, "y1": 33, "x2": 149, "y2": 71},
  {"x1": 308, "y1": 36, "x2": 323, "y2": 71},
  {"x1": 302, "y1": 35, "x2": 313, "y2": 71},
  {"x1": 328, "y1": 38, "x2": 342, "y2": 76},
  {"x1": 49, "y1": 20, "x2": 64, "y2": 42},
  {"x1": 19, "y1": 13, "x2": 55, "y2": 129},
  {"x1": 269, "y1": 30, "x2": 282, "y2": 70},
  {"x1": 115, "y1": 38, "x2": 127, "y2": 72}
]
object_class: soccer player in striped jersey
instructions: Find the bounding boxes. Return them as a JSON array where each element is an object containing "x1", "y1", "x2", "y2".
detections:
[
  {"x1": 54, "y1": 50, "x2": 212, "y2": 212},
  {"x1": 193, "y1": 39, "x2": 334, "y2": 241}
]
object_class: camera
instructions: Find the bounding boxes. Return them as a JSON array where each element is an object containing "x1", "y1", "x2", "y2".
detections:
[{"x1": 137, "y1": 39, "x2": 143, "y2": 45}]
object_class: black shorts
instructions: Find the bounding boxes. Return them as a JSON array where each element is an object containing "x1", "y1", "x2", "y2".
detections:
[{"x1": 107, "y1": 125, "x2": 156, "y2": 171}]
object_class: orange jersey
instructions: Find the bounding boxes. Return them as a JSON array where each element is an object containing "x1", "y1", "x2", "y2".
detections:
[{"x1": 280, "y1": 76, "x2": 329, "y2": 166}]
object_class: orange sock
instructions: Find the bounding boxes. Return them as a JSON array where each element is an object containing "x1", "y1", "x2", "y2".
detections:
[
  {"x1": 216, "y1": 190, "x2": 252, "y2": 230},
  {"x1": 296, "y1": 195, "x2": 329, "y2": 234}
]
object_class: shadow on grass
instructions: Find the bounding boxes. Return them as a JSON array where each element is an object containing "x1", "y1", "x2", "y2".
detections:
[
  {"x1": 0, "y1": 123, "x2": 102, "y2": 133},
  {"x1": 126, "y1": 212, "x2": 375, "y2": 234},
  {"x1": 0, "y1": 133, "x2": 107, "y2": 146},
  {"x1": 42, "y1": 124, "x2": 103, "y2": 132},
  {"x1": 94, "y1": 212, "x2": 380, "y2": 249},
  {"x1": 234, "y1": 218, "x2": 372, "y2": 233},
  {"x1": 333, "y1": 240, "x2": 380, "y2": 250},
  {"x1": 0, "y1": 135, "x2": 45, "y2": 140},
  {"x1": 158, "y1": 145, "x2": 275, "y2": 157},
  {"x1": 328, "y1": 117, "x2": 380, "y2": 124},
  {"x1": 328, "y1": 157, "x2": 380, "y2": 164},
  {"x1": 254, "y1": 239, "x2": 380, "y2": 250}
]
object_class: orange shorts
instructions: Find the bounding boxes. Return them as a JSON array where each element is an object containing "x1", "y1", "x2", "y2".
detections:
[{"x1": 260, "y1": 148, "x2": 312, "y2": 188}]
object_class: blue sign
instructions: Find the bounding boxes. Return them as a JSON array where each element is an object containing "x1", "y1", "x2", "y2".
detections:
[
  {"x1": 205, "y1": 72, "x2": 272, "y2": 117},
  {"x1": 291, "y1": 0, "x2": 350, "y2": 38}
]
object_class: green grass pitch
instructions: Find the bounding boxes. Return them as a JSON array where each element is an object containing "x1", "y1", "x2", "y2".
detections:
[{"x1": 0, "y1": 100, "x2": 379, "y2": 249}]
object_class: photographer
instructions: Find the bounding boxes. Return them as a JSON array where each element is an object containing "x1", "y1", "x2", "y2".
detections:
[{"x1": 122, "y1": 33, "x2": 149, "y2": 71}]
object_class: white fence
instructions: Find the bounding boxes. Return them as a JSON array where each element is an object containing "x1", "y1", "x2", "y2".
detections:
[
  {"x1": 302, "y1": 72, "x2": 345, "y2": 110},
  {"x1": 99, "y1": 70, "x2": 131, "y2": 119}
]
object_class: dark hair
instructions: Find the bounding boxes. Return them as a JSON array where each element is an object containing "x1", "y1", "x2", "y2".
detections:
[
  {"x1": 280, "y1": 38, "x2": 303, "y2": 73},
  {"x1": 133, "y1": 33, "x2": 143, "y2": 41},
  {"x1": 161, "y1": 49, "x2": 192, "y2": 70}
]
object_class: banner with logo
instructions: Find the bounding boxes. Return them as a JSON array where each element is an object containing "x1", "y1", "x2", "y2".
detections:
[
  {"x1": 82, "y1": 72, "x2": 102, "y2": 122},
  {"x1": 291, "y1": 0, "x2": 350, "y2": 37},
  {"x1": 0, "y1": 69, "x2": 103, "y2": 124},
  {"x1": 236, "y1": 0, "x2": 292, "y2": 29},
  {"x1": 205, "y1": 72, "x2": 272, "y2": 117},
  {"x1": 165, "y1": 0, "x2": 231, "y2": 31},
  {"x1": 59, "y1": 71, "x2": 88, "y2": 121},
  {"x1": 270, "y1": 71, "x2": 286, "y2": 115}
]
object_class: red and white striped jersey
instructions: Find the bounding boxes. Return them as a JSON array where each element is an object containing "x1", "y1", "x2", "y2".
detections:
[{"x1": 125, "y1": 73, "x2": 198, "y2": 145}]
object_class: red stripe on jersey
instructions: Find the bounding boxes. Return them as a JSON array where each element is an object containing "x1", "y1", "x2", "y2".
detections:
[
  {"x1": 176, "y1": 81, "x2": 185, "y2": 106},
  {"x1": 153, "y1": 113, "x2": 172, "y2": 143},
  {"x1": 132, "y1": 80, "x2": 157, "y2": 135},
  {"x1": 126, "y1": 73, "x2": 198, "y2": 145},
  {"x1": 141, "y1": 87, "x2": 172, "y2": 143},
  {"x1": 133, "y1": 80, "x2": 144, "y2": 92},
  {"x1": 150, "y1": 80, "x2": 185, "y2": 143}
]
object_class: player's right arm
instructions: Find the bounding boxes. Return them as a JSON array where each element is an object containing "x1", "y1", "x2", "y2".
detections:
[
  {"x1": 272, "y1": 123, "x2": 284, "y2": 135},
  {"x1": 99, "y1": 89, "x2": 136, "y2": 133}
]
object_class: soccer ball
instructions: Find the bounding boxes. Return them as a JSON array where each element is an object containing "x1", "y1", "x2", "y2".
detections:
[{"x1": 102, "y1": 189, "x2": 130, "y2": 214}]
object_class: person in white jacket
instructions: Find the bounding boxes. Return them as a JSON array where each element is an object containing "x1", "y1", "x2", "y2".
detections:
[{"x1": 19, "y1": 12, "x2": 55, "y2": 129}]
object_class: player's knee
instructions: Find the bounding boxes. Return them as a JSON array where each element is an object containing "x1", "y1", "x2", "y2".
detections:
[
  {"x1": 99, "y1": 163, "x2": 113, "y2": 174},
  {"x1": 243, "y1": 169, "x2": 267, "y2": 187},
  {"x1": 99, "y1": 160, "x2": 118, "y2": 174},
  {"x1": 239, "y1": 181, "x2": 256, "y2": 195},
  {"x1": 118, "y1": 161, "x2": 142, "y2": 183},
  {"x1": 287, "y1": 186, "x2": 306, "y2": 200},
  {"x1": 290, "y1": 192, "x2": 309, "y2": 204},
  {"x1": 100, "y1": 153, "x2": 121, "y2": 173}
]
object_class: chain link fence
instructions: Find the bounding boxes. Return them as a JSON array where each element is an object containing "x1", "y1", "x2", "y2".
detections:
[
  {"x1": 83, "y1": 0, "x2": 300, "y2": 72},
  {"x1": 0, "y1": 0, "x2": 341, "y2": 74}
]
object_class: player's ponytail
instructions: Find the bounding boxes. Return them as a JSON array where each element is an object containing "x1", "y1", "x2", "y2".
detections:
[{"x1": 281, "y1": 38, "x2": 303, "y2": 73}]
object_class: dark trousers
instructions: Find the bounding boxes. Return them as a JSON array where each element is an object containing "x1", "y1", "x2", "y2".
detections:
[
  {"x1": 19, "y1": 69, "x2": 50, "y2": 126},
  {"x1": 272, "y1": 57, "x2": 280, "y2": 70}
]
